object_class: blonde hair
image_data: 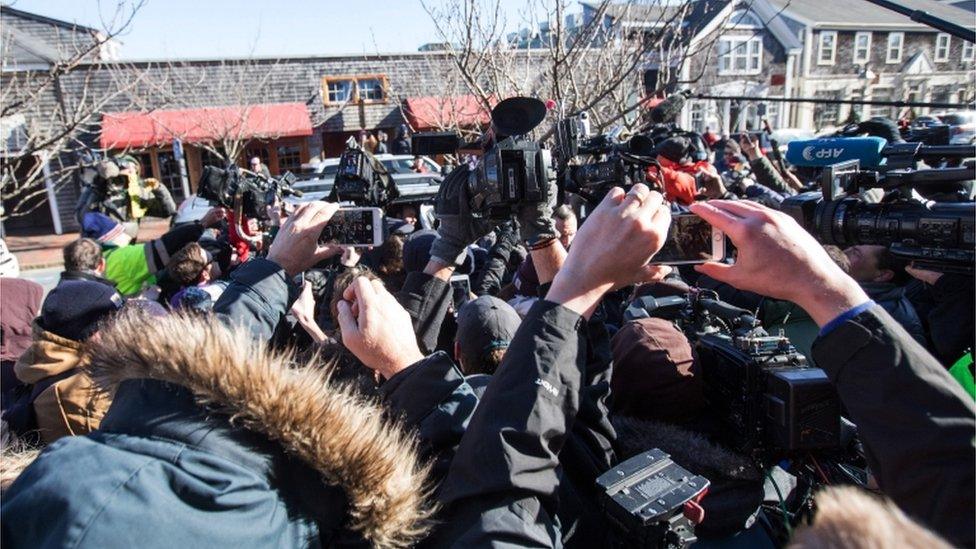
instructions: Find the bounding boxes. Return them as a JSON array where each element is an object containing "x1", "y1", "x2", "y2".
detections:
[{"x1": 790, "y1": 486, "x2": 952, "y2": 549}]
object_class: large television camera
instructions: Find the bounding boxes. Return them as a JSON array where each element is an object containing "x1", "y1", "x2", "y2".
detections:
[
  {"x1": 554, "y1": 92, "x2": 709, "y2": 204},
  {"x1": 555, "y1": 114, "x2": 659, "y2": 201},
  {"x1": 625, "y1": 290, "x2": 842, "y2": 463},
  {"x1": 328, "y1": 140, "x2": 399, "y2": 207},
  {"x1": 782, "y1": 158, "x2": 975, "y2": 274},
  {"x1": 411, "y1": 97, "x2": 554, "y2": 219},
  {"x1": 198, "y1": 165, "x2": 302, "y2": 221}
]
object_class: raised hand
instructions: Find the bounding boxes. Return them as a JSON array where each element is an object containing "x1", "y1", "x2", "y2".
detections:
[
  {"x1": 547, "y1": 184, "x2": 672, "y2": 317},
  {"x1": 690, "y1": 200, "x2": 869, "y2": 326},
  {"x1": 266, "y1": 201, "x2": 340, "y2": 276},
  {"x1": 336, "y1": 277, "x2": 424, "y2": 379}
]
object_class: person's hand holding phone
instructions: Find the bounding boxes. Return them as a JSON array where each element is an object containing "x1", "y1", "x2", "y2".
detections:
[
  {"x1": 267, "y1": 201, "x2": 340, "y2": 276},
  {"x1": 690, "y1": 200, "x2": 868, "y2": 326},
  {"x1": 548, "y1": 184, "x2": 672, "y2": 318}
]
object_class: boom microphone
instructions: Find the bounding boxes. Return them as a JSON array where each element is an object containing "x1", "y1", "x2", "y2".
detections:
[{"x1": 649, "y1": 90, "x2": 691, "y2": 125}]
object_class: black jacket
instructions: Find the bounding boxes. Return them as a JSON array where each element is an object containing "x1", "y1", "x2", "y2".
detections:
[
  {"x1": 429, "y1": 299, "x2": 588, "y2": 547},
  {"x1": 907, "y1": 275, "x2": 975, "y2": 366},
  {"x1": 811, "y1": 305, "x2": 975, "y2": 547}
]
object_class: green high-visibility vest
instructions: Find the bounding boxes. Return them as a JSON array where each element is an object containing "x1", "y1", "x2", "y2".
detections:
[{"x1": 949, "y1": 351, "x2": 975, "y2": 401}]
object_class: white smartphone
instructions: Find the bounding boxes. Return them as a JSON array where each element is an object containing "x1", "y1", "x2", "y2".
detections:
[
  {"x1": 650, "y1": 213, "x2": 725, "y2": 265},
  {"x1": 318, "y1": 207, "x2": 384, "y2": 247}
]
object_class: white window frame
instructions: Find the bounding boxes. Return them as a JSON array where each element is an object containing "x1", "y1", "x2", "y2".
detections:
[
  {"x1": 935, "y1": 33, "x2": 950, "y2": 62},
  {"x1": 818, "y1": 31, "x2": 838, "y2": 65},
  {"x1": 886, "y1": 32, "x2": 904, "y2": 64},
  {"x1": 853, "y1": 32, "x2": 872, "y2": 64},
  {"x1": 963, "y1": 40, "x2": 975, "y2": 62},
  {"x1": 717, "y1": 36, "x2": 763, "y2": 76}
]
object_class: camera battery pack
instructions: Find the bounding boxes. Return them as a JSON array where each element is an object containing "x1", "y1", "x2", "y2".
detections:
[{"x1": 596, "y1": 449, "x2": 709, "y2": 548}]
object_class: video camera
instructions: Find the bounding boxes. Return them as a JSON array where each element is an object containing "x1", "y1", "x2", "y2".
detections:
[
  {"x1": 625, "y1": 290, "x2": 842, "y2": 463},
  {"x1": 197, "y1": 165, "x2": 302, "y2": 221},
  {"x1": 782, "y1": 157, "x2": 975, "y2": 274},
  {"x1": 555, "y1": 114, "x2": 659, "y2": 199},
  {"x1": 412, "y1": 97, "x2": 554, "y2": 219},
  {"x1": 329, "y1": 140, "x2": 399, "y2": 207}
]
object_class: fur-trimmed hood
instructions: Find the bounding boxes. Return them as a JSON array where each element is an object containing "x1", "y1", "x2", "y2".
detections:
[{"x1": 83, "y1": 309, "x2": 434, "y2": 548}]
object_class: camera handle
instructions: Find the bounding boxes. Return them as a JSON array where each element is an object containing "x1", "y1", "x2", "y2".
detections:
[{"x1": 697, "y1": 298, "x2": 760, "y2": 331}]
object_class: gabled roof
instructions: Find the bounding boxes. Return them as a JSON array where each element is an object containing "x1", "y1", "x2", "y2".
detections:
[
  {"x1": 0, "y1": 4, "x2": 99, "y2": 35},
  {"x1": 2, "y1": 24, "x2": 62, "y2": 65},
  {"x1": 765, "y1": 0, "x2": 975, "y2": 30}
]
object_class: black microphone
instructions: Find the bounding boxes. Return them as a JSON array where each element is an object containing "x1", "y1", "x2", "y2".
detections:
[{"x1": 649, "y1": 90, "x2": 692, "y2": 125}]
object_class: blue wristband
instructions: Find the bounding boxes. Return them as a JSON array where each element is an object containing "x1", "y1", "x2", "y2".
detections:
[{"x1": 818, "y1": 300, "x2": 875, "y2": 337}]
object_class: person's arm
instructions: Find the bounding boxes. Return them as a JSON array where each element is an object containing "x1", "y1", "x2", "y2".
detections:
[
  {"x1": 394, "y1": 259, "x2": 454, "y2": 354},
  {"x1": 472, "y1": 225, "x2": 519, "y2": 296},
  {"x1": 811, "y1": 305, "x2": 975, "y2": 547},
  {"x1": 431, "y1": 185, "x2": 672, "y2": 547},
  {"x1": 741, "y1": 134, "x2": 792, "y2": 195},
  {"x1": 691, "y1": 200, "x2": 975, "y2": 547},
  {"x1": 906, "y1": 265, "x2": 975, "y2": 366}
]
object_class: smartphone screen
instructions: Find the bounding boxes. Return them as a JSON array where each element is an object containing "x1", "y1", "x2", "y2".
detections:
[
  {"x1": 449, "y1": 274, "x2": 472, "y2": 312},
  {"x1": 651, "y1": 213, "x2": 720, "y2": 264},
  {"x1": 318, "y1": 208, "x2": 382, "y2": 246}
]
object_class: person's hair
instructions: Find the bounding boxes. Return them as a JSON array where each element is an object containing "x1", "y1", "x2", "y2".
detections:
[
  {"x1": 459, "y1": 346, "x2": 507, "y2": 376},
  {"x1": 823, "y1": 245, "x2": 851, "y2": 274},
  {"x1": 168, "y1": 242, "x2": 208, "y2": 287},
  {"x1": 329, "y1": 267, "x2": 381, "y2": 336},
  {"x1": 553, "y1": 204, "x2": 575, "y2": 222},
  {"x1": 877, "y1": 247, "x2": 910, "y2": 285},
  {"x1": 790, "y1": 486, "x2": 951, "y2": 549},
  {"x1": 63, "y1": 238, "x2": 102, "y2": 272},
  {"x1": 375, "y1": 234, "x2": 406, "y2": 292}
]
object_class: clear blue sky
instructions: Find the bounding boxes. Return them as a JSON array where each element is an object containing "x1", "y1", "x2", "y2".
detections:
[{"x1": 8, "y1": 0, "x2": 545, "y2": 59}]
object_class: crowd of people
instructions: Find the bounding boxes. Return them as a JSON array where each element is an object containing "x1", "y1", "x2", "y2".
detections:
[{"x1": 0, "y1": 114, "x2": 973, "y2": 548}]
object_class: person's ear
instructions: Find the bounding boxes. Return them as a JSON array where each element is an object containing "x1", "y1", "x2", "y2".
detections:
[
  {"x1": 874, "y1": 270, "x2": 894, "y2": 283},
  {"x1": 97, "y1": 257, "x2": 106, "y2": 274},
  {"x1": 199, "y1": 268, "x2": 212, "y2": 285}
]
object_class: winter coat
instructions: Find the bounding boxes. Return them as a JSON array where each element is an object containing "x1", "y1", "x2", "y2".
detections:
[
  {"x1": 860, "y1": 282, "x2": 927, "y2": 346},
  {"x1": 1, "y1": 259, "x2": 435, "y2": 549},
  {"x1": 429, "y1": 298, "x2": 590, "y2": 547},
  {"x1": 9, "y1": 322, "x2": 112, "y2": 444},
  {"x1": 811, "y1": 305, "x2": 975, "y2": 547},
  {"x1": 0, "y1": 278, "x2": 43, "y2": 363}
]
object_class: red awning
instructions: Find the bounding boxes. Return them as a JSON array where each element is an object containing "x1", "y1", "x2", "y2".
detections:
[
  {"x1": 403, "y1": 95, "x2": 492, "y2": 131},
  {"x1": 100, "y1": 102, "x2": 313, "y2": 150}
]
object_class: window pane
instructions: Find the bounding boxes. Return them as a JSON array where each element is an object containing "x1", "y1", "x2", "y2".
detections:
[
  {"x1": 276, "y1": 145, "x2": 302, "y2": 174},
  {"x1": 358, "y1": 78, "x2": 384, "y2": 101},
  {"x1": 327, "y1": 80, "x2": 352, "y2": 102},
  {"x1": 736, "y1": 56, "x2": 747, "y2": 70},
  {"x1": 750, "y1": 39, "x2": 760, "y2": 54}
]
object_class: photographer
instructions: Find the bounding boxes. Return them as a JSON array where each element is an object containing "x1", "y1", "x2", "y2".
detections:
[{"x1": 690, "y1": 199, "x2": 975, "y2": 547}]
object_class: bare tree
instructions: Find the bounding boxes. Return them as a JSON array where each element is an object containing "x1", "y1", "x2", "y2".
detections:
[
  {"x1": 418, "y1": 0, "x2": 723, "y2": 140},
  {"x1": 0, "y1": 1, "x2": 146, "y2": 221}
]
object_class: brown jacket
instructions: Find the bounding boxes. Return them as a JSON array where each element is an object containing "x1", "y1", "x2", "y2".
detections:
[{"x1": 13, "y1": 322, "x2": 113, "y2": 444}]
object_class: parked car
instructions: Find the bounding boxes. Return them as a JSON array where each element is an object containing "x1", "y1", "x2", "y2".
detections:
[
  {"x1": 932, "y1": 111, "x2": 976, "y2": 145},
  {"x1": 172, "y1": 154, "x2": 443, "y2": 225}
]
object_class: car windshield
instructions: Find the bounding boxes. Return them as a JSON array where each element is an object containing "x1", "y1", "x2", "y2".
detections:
[
  {"x1": 382, "y1": 157, "x2": 438, "y2": 174},
  {"x1": 319, "y1": 164, "x2": 340, "y2": 177}
]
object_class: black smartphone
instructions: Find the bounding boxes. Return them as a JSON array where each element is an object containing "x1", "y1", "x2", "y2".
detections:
[
  {"x1": 318, "y1": 207, "x2": 384, "y2": 247},
  {"x1": 651, "y1": 213, "x2": 725, "y2": 265}
]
